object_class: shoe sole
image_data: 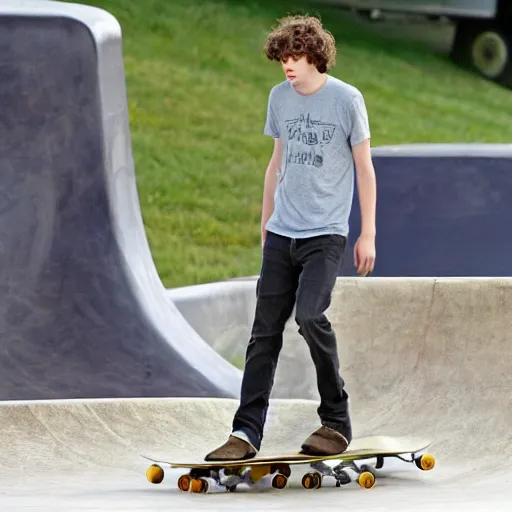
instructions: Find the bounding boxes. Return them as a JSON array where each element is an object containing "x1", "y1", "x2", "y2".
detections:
[
  {"x1": 300, "y1": 433, "x2": 349, "y2": 456},
  {"x1": 204, "y1": 452, "x2": 257, "y2": 462}
]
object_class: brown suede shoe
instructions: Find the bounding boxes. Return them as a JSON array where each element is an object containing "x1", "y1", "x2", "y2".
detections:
[
  {"x1": 204, "y1": 435, "x2": 257, "y2": 461},
  {"x1": 300, "y1": 426, "x2": 350, "y2": 456}
]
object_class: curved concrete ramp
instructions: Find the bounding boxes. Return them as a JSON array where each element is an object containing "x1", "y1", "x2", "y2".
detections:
[
  {"x1": 341, "y1": 143, "x2": 512, "y2": 277},
  {"x1": 2, "y1": 277, "x2": 508, "y2": 509},
  {"x1": 167, "y1": 272, "x2": 512, "y2": 433},
  {"x1": 330, "y1": 277, "x2": 512, "y2": 450},
  {"x1": 167, "y1": 278, "x2": 258, "y2": 367},
  {"x1": 167, "y1": 278, "x2": 325, "y2": 400},
  {"x1": 1, "y1": 387, "x2": 510, "y2": 509},
  {"x1": 0, "y1": 1, "x2": 241, "y2": 400},
  {"x1": 166, "y1": 277, "x2": 512, "y2": 474}
]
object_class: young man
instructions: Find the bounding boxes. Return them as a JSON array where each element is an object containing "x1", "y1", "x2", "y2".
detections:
[{"x1": 205, "y1": 14, "x2": 376, "y2": 461}]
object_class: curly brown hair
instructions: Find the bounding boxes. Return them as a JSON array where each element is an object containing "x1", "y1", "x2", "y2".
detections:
[{"x1": 264, "y1": 15, "x2": 336, "y2": 73}]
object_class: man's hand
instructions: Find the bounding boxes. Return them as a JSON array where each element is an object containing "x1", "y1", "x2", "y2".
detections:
[{"x1": 354, "y1": 233, "x2": 375, "y2": 276}]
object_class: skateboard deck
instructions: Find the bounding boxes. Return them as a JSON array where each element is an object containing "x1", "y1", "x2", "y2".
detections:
[{"x1": 142, "y1": 435, "x2": 436, "y2": 493}]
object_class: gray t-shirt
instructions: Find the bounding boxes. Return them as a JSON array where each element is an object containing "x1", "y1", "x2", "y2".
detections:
[{"x1": 263, "y1": 75, "x2": 370, "y2": 239}]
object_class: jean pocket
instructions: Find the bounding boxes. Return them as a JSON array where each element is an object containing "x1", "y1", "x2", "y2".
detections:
[{"x1": 328, "y1": 234, "x2": 346, "y2": 248}]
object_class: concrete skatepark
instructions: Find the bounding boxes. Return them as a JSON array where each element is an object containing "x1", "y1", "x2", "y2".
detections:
[{"x1": 1, "y1": 1, "x2": 511, "y2": 510}]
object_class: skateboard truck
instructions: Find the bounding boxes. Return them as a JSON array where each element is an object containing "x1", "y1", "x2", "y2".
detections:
[
  {"x1": 304, "y1": 460, "x2": 375, "y2": 489},
  {"x1": 170, "y1": 463, "x2": 291, "y2": 493},
  {"x1": 301, "y1": 450, "x2": 436, "y2": 491}
]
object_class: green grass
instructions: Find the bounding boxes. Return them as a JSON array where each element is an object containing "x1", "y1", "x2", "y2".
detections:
[{"x1": 83, "y1": 0, "x2": 512, "y2": 287}]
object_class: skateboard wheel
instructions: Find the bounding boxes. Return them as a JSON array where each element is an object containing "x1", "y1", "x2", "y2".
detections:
[
  {"x1": 272, "y1": 473, "x2": 288, "y2": 489},
  {"x1": 146, "y1": 464, "x2": 164, "y2": 484},
  {"x1": 358, "y1": 471, "x2": 375, "y2": 489},
  {"x1": 416, "y1": 453, "x2": 436, "y2": 471},
  {"x1": 190, "y1": 478, "x2": 207, "y2": 493},
  {"x1": 177, "y1": 474, "x2": 192, "y2": 492},
  {"x1": 301, "y1": 472, "x2": 321, "y2": 490},
  {"x1": 301, "y1": 472, "x2": 313, "y2": 489}
]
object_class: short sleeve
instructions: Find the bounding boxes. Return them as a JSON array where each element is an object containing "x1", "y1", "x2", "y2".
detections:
[
  {"x1": 263, "y1": 88, "x2": 280, "y2": 138},
  {"x1": 348, "y1": 93, "x2": 370, "y2": 146}
]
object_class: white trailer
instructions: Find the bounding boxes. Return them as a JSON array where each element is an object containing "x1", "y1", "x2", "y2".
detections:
[{"x1": 321, "y1": 0, "x2": 512, "y2": 87}]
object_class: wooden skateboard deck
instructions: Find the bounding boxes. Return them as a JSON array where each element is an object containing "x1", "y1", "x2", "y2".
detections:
[{"x1": 142, "y1": 435, "x2": 436, "y2": 493}]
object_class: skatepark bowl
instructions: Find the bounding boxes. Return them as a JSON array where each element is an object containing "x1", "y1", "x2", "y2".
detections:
[{"x1": 1, "y1": 2, "x2": 512, "y2": 511}]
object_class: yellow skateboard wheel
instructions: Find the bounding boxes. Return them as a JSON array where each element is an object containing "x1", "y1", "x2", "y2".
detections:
[
  {"x1": 301, "y1": 472, "x2": 321, "y2": 489},
  {"x1": 358, "y1": 471, "x2": 375, "y2": 489},
  {"x1": 177, "y1": 474, "x2": 192, "y2": 492},
  {"x1": 146, "y1": 464, "x2": 164, "y2": 484},
  {"x1": 189, "y1": 478, "x2": 207, "y2": 493},
  {"x1": 419, "y1": 453, "x2": 436, "y2": 471},
  {"x1": 272, "y1": 473, "x2": 288, "y2": 489}
]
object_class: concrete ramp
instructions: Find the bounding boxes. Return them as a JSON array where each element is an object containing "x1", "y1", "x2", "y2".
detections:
[
  {"x1": 167, "y1": 278, "x2": 326, "y2": 400},
  {"x1": 330, "y1": 277, "x2": 512, "y2": 458},
  {"x1": 2, "y1": 277, "x2": 512, "y2": 509},
  {"x1": 0, "y1": 1, "x2": 241, "y2": 400},
  {"x1": 168, "y1": 277, "x2": 512, "y2": 462}
]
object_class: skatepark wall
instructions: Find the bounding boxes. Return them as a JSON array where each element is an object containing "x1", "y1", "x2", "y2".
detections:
[
  {"x1": 340, "y1": 144, "x2": 512, "y2": 277},
  {"x1": 0, "y1": 1, "x2": 241, "y2": 400}
]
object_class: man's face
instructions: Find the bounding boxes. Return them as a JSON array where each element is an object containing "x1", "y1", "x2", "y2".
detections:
[{"x1": 280, "y1": 55, "x2": 315, "y2": 86}]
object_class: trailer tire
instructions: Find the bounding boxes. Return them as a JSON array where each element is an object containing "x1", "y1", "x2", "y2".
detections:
[{"x1": 450, "y1": 20, "x2": 512, "y2": 88}]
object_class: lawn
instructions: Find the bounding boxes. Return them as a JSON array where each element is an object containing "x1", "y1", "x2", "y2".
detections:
[{"x1": 83, "y1": 0, "x2": 512, "y2": 287}]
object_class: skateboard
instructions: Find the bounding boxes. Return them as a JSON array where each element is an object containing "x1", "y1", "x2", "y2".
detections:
[{"x1": 142, "y1": 435, "x2": 436, "y2": 493}]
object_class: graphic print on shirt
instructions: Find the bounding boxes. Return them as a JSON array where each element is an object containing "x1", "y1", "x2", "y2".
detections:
[{"x1": 285, "y1": 113, "x2": 336, "y2": 170}]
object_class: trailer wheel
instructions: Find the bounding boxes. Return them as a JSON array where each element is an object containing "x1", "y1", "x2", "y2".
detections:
[{"x1": 450, "y1": 20, "x2": 512, "y2": 88}]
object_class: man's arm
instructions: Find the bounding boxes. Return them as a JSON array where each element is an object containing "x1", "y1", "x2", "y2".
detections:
[
  {"x1": 352, "y1": 138, "x2": 376, "y2": 237},
  {"x1": 261, "y1": 137, "x2": 282, "y2": 246},
  {"x1": 352, "y1": 138, "x2": 376, "y2": 274}
]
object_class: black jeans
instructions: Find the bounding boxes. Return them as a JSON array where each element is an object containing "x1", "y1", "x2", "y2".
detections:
[{"x1": 232, "y1": 231, "x2": 351, "y2": 450}]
